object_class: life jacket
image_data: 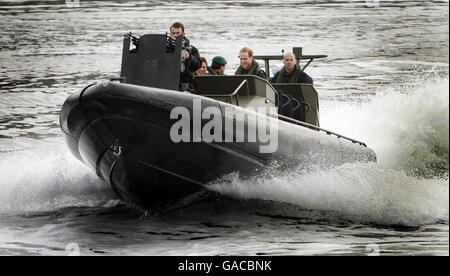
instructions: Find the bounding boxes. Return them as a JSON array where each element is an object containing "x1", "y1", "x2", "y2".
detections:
[
  {"x1": 207, "y1": 67, "x2": 223, "y2": 75},
  {"x1": 235, "y1": 60, "x2": 262, "y2": 76}
]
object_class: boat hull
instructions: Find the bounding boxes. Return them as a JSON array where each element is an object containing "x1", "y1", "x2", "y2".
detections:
[{"x1": 60, "y1": 82, "x2": 376, "y2": 209}]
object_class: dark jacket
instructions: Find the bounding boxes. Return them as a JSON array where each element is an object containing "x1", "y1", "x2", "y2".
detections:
[
  {"x1": 270, "y1": 65, "x2": 313, "y2": 85},
  {"x1": 180, "y1": 37, "x2": 202, "y2": 91},
  {"x1": 235, "y1": 60, "x2": 267, "y2": 80}
]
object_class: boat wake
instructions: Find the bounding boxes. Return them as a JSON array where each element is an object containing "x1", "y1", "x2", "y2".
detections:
[
  {"x1": 0, "y1": 143, "x2": 118, "y2": 214},
  {"x1": 208, "y1": 75, "x2": 449, "y2": 226},
  {"x1": 207, "y1": 162, "x2": 448, "y2": 226}
]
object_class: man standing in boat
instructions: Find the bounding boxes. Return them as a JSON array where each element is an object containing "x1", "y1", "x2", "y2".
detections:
[
  {"x1": 207, "y1": 56, "x2": 227, "y2": 75},
  {"x1": 271, "y1": 52, "x2": 313, "y2": 84},
  {"x1": 169, "y1": 22, "x2": 202, "y2": 91},
  {"x1": 235, "y1": 47, "x2": 267, "y2": 79}
]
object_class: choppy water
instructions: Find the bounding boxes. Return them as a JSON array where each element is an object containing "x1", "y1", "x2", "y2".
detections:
[{"x1": 0, "y1": 0, "x2": 448, "y2": 256}]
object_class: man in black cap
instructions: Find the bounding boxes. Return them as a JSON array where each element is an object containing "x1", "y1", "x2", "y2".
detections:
[
  {"x1": 207, "y1": 56, "x2": 227, "y2": 75},
  {"x1": 169, "y1": 22, "x2": 202, "y2": 91}
]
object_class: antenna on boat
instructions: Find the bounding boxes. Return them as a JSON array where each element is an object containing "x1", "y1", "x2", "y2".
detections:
[
  {"x1": 293, "y1": 47, "x2": 302, "y2": 66},
  {"x1": 280, "y1": 0, "x2": 286, "y2": 77}
]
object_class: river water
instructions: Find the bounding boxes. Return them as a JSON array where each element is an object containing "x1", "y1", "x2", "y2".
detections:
[{"x1": 0, "y1": 0, "x2": 448, "y2": 256}]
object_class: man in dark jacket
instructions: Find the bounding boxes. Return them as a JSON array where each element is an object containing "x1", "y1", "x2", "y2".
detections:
[
  {"x1": 235, "y1": 47, "x2": 267, "y2": 79},
  {"x1": 271, "y1": 52, "x2": 313, "y2": 84},
  {"x1": 170, "y1": 22, "x2": 202, "y2": 91}
]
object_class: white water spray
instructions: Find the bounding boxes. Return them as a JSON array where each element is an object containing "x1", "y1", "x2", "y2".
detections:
[
  {"x1": 0, "y1": 143, "x2": 116, "y2": 214},
  {"x1": 208, "y1": 76, "x2": 449, "y2": 226}
]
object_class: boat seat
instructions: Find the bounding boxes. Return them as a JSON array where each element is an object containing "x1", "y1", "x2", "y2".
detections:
[
  {"x1": 193, "y1": 75, "x2": 279, "y2": 107},
  {"x1": 272, "y1": 83, "x2": 319, "y2": 126},
  {"x1": 291, "y1": 97, "x2": 303, "y2": 121},
  {"x1": 277, "y1": 93, "x2": 307, "y2": 122},
  {"x1": 278, "y1": 93, "x2": 292, "y2": 117}
]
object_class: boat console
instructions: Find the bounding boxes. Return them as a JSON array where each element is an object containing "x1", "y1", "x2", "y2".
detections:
[
  {"x1": 193, "y1": 75, "x2": 277, "y2": 108},
  {"x1": 114, "y1": 33, "x2": 183, "y2": 90},
  {"x1": 112, "y1": 33, "x2": 325, "y2": 127}
]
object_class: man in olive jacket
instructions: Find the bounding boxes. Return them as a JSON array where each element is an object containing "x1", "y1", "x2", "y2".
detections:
[
  {"x1": 235, "y1": 47, "x2": 267, "y2": 80},
  {"x1": 271, "y1": 52, "x2": 313, "y2": 84}
]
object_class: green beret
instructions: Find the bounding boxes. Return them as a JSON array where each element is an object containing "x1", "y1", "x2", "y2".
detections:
[{"x1": 212, "y1": 56, "x2": 227, "y2": 65}]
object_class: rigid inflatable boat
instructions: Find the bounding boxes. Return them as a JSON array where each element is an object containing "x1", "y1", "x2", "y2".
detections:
[{"x1": 60, "y1": 34, "x2": 376, "y2": 209}]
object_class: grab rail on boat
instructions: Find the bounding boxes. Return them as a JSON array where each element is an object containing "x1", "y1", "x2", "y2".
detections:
[
  {"x1": 275, "y1": 114, "x2": 368, "y2": 147},
  {"x1": 199, "y1": 79, "x2": 249, "y2": 106}
]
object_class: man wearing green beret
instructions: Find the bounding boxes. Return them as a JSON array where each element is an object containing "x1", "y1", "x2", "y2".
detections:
[{"x1": 207, "y1": 56, "x2": 227, "y2": 75}]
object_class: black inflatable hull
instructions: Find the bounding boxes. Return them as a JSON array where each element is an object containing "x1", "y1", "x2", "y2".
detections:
[{"x1": 60, "y1": 82, "x2": 376, "y2": 209}]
